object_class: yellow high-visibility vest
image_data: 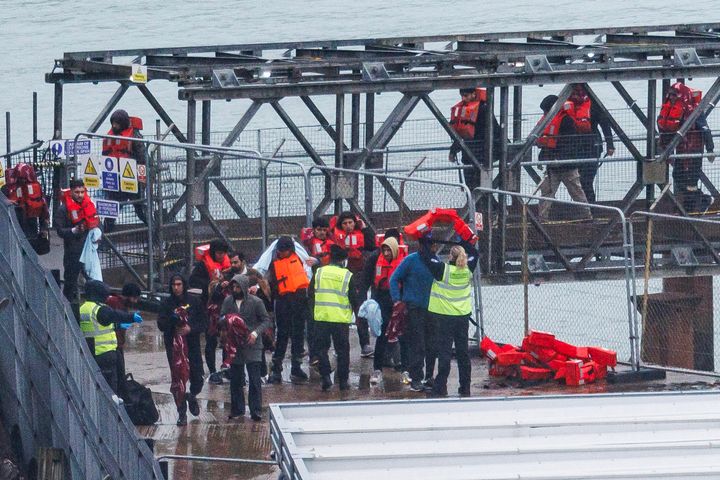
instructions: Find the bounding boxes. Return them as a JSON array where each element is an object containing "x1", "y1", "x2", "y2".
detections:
[
  {"x1": 79, "y1": 301, "x2": 117, "y2": 356},
  {"x1": 314, "y1": 264, "x2": 353, "y2": 323},
  {"x1": 428, "y1": 264, "x2": 472, "y2": 316}
]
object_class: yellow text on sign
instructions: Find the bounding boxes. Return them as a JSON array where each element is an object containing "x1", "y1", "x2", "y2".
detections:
[{"x1": 120, "y1": 158, "x2": 138, "y2": 194}]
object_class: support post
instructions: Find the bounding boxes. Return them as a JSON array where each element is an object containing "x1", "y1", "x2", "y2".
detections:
[
  {"x1": 32, "y1": 92, "x2": 38, "y2": 163},
  {"x1": 335, "y1": 93, "x2": 345, "y2": 214},
  {"x1": 4, "y1": 112, "x2": 10, "y2": 157},
  {"x1": 53, "y1": 82, "x2": 63, "y2": 140},
  {"x1": 185, "y1": 99, "x2": 196, "y2": 275},
  {"x1": 498, "y1": 86, "x2": 509, "y2": 272},
  {"x1": 646, "y1": 80, "x2": 658, "y2": 209},
  {"x1": 483, "y1": 87, "x2": 495, "y2": 273},
  {"x1": 201, "y1": 100, "x2": 212, "y2": 207},
  {"x1": 364, "y1": 92, "x2": 375, "y2": 213},
  {"x1": 155, "y1": 119, "x2": 166, "y2": 288}
]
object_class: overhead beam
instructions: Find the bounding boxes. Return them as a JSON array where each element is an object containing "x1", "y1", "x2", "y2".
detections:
[
  {"x1": 136, "y1": 84, "x2": 188, "y2": 143},
  {"x1": 87, "y1": 82, "x2": 130, "y2": 133}
]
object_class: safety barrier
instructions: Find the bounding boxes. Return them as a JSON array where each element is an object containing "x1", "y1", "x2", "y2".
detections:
[
  {"x1": 632, "y1": 211, "x2": 720, "y2": 376},
  {"x1": 0, "y1": 192, "x2": 163, "y2": 478},
  {"x1": 474, "y1": 187, "x2": 639, "y2": 368}
]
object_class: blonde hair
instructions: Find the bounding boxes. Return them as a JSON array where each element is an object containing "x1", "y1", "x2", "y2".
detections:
[{"x1": 450, "y1": 245, "x2": 468, "y2": 269}]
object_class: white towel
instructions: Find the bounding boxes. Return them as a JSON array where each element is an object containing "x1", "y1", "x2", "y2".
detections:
[
  {"x1": 80, "y1": 227, "x2": 103, "y2": 281},
  {"x1": 253, "y1": 239, "x2": 313, "y2": 280}
]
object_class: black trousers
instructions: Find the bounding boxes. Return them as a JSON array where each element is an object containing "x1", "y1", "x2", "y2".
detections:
[
  {"x1": 578, "y1": 162, "x2": 600, "y2": 204},
  {"x1": 315, "y1": 322, "x2": 350, "y2": 383},
  {"x1": 406, "y1": 305, "x2": 428, "y2": 383},
  {"x1": 356, "y1": 316, "x2": 370, "y2": 348},
  {"x1": 230, "y1": 361, "x2": 263, "y2": 417},
  {"x1": 424, "y1": 313, "x2": 438, "y2": 381},
  {"x1": 205, "y1": 333, "x2": 218, "y2": 373},
  {"x1": 95, "y1": 350, "x2": 119, "y2": 395},
  {"x1": 115, "y1": 348, "x2": 127, "y2": 399},
  {"x1": 272, "y1": 293, "x2": 309, "y2": 370},
  {"x1": 372, "y1": 293, "x2": 393, "y2": 371},
  {"x1": 432, "y1": 313, "x2": 471, "y2": 394},
  {"x1": 62, "y1": 250, "x2": 83, "y2": 303}
]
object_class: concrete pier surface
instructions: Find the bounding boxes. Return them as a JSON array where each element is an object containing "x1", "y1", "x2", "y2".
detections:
[{"x1": 121, "y1": 316, "x2": 719, "y2": 480}]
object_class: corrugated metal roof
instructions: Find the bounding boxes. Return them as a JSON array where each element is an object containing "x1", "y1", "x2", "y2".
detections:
[{"x1": 270, "y1": 391, "x2": 720, "y2": 479}]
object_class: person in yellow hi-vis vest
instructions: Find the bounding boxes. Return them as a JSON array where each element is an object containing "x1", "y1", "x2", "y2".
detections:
[
  {"x1": 80, "y1": 280, "x2": 142, "y2": 395},
  {"x1": 421, "y1": 239, "x2": 479, "y2": 397},
  {"x1": 310, "y1": 245, "x2": 360, "y2": 391}
]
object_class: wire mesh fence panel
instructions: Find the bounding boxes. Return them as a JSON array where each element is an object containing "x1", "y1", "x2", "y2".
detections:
[
  {"x1": 633, "y1": 213, "x2": 720, "y2": 374},
  {"x1": 0, "y1": 195, "x2": 164, "y2": 479}
]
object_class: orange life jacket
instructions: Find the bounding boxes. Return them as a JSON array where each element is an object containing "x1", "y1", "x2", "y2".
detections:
[
  {"x1": 374, "y1": 233, "x2": 409, "y2": 258},
  {"x1": 9, "y1": 182, "x2": 46, "y2": 218},
  {"x1": 373, "y1": 254, "x2": 401, "y2": 290},
  {"x1": 307, "y1": 237, "x2": 335, "y2": 266},
  {"x1": 201, "y1": 251, "x2": 230, "y2": 282},
  {"x1": 62, "y1": 189, "x2": 99, "y2": 229},
  {"x1": 657, "y1": 100, "x2": 686, "y2": 133},
  {"x1": 537, "y1": 102, "x2": 573, "y2": 149},
  {"x1": 450, "y1": 88, "x2": 487, "y2": 139},
  {"x1": 102, "y1": 117, "x2": 143, "y2": 158},
  {"x1": 568, "y1": 97, "x2": 592, "y2": 134},
  {"x1": 273, "y1": 253, "x2": 309, "y2": 295}
]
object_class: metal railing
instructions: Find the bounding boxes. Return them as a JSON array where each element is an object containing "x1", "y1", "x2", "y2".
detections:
[{"x1": 0, "y1": 189, "x2": 163, "y2": 478}]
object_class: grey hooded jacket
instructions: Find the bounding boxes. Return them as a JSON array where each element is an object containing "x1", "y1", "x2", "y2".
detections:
[{"x1": 219, "y1": 274, "x2": 273, "y2": 364}]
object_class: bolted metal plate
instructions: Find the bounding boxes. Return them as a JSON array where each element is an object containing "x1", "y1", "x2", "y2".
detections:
[
  {"x1": 674, "y1": 48, "x2": 702, "y2": 67},
  {"x1": 331, "y1": 173, "x2": 358, "y2": 200},
  {"x1": 212, "y1": 69, "x2": 240, "y2": 88},
  {"x1": 362, "y1": 62, "x2": 390, "y2": 81},
  {"x1": 643, "y1": 160, "x2": 667, "y2": 185},
  {"x1": 528, "y1": 254, "x2": 550, "y2": 272},
  {"x1": 671, "y1": 247, "x2": 698, "y2": 266},
  {"x1": 524, "y1": 55, "x2": 553, "y2": 74}
]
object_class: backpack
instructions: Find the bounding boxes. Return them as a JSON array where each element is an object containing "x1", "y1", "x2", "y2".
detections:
[{"x1": 122, "y1": 373, "x2": 159, "y2": 426}]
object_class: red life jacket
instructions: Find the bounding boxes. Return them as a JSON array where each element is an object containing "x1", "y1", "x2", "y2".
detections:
[
  {"x1": 62, "y1": 189, "x2": 99, "y2": 229},
  {"x1": 568, "y1": 97, "x2": 592, "y2": 134},
  {"x1": 375, "y1": 233, "x2": 409, "y2": 258},
  {"x1": 201, "y1": 250, "x2": 230, "y2": 282},
  {"x1": 307, "y1": 237, "x2": 335, "y2": 266},
  {"x1": 333, "y1": 228, "x2": 365, "y2": 259},
  {"x1": 537, "y1": 102, "x2": 573, "y2": 149},
  {"x1": 657, "y1": 100, "x2": 686, "y2": 133},
  {"x1": 11, "y1": 182, "x2": 46, "y2": 218},
  {"x1": 373, "y1": 254, "x2": 401, "y2": 290},
  {"x1": 273, "y1": 253, "x2": 309, "y2": 295},
  {"x1": 102, "y1": 118, "x2": 143, "y2": 158}
]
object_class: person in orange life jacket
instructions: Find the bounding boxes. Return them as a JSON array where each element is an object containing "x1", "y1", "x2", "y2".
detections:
[
  {"x1": 106, "y1": 282, "x2": 141, "y2": 399},
  {"x1": 390, "y1": 232, "x2": 440, "y2": 392},
  {"x1": 420, "y1": 239, "x2": 479, "y2": 397},
  {"x1": 158, "y1": 274, "x2": 207, "y2": 423},
  {"x1": 82, "y1": 280, "x2": 141, "y2": 395},
  {"x1": 2, "y1": 163, "x2": 50, "y2": 244},
  {"x1": 304, "y1": 217, "x2": 335, "y2": 268},
  {"x1": 189, "y1": 240, "x2": 231, "y2": 375},
  {"x1": 219, "y1": 274, "x2": 273, "y2": 421},
  {"x1": 448, "y1": 88, "x2": 502, "y2": 193},
  {"x1": 333, "y1": 211, "x2": 376, "y2": 357},
  {"x1": 360, "y1": 232, "x2": 403, "y2": 384},
  {"x1": 101, "y1": 109, "x2": 147, "y2": 232},
  {"x1": 266, "y1": 236, "x2": 311, "y2": 383},
  {"x1": 55, "y1": 179, "x2": 99, "y2": 303},
  {"x1": 309, "y1": 245, "x2": 361, "y2": 391},
  {"x1": 657, "y1": 84, "x2": 715, "y2": 213},
  {"x1": 536, "y1": 95, "x2": 592, "y2": 222},
  {"x1": 568, "y1": 84, "x2": 615, "y2": 204}
]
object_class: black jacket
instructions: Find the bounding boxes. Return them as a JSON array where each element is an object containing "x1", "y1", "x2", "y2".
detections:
[
  {"x1": 158, "y1": 277, "x2": 207, "y2": 337},
  {"x1": 55, "y1": 204, "x2": 89, "y2": 254},
  {"x1": 539, "y1": 115, "x2": 578, "y2": 170}
]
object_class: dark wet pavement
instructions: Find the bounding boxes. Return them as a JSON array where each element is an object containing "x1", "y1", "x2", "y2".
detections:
[{"x1": 123, "y1": 315, "x2": 720, "y2": 480}]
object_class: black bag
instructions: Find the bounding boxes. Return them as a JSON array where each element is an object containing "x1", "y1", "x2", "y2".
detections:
[{"x1": 123, "y1": 373, "x2": 159, "y2": 426}]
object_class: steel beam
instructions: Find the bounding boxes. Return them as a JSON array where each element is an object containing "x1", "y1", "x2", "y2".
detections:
[
  {"x1": 185, "y1": 99, "x2": 196, "y2": 275},
  {"x1": 271, "y1": 101, "x2": 327, "y2": 167},
  {"x1": 136, "y1": 84, "x2": 188, "y2": 143},
  {"x1": 364, "y1": 92, "x2": 375, "y2": 213},
  {"x1": 497, "y1": 86, "x2": 509, "y2": 272},
  {"x1": 221, "y1": 100, "x2": 263, "y2": 147},
  {"x1": 612, "y1": 81, "x2": 648, "y2": 125},
  {"x1": 646, "y1": 80, "x2": 658, "y2": 208},
  {"x1": 334, "y1": 93, "x2": 345, "y2": 214},
  {"x1": 300, "y1": 96, "x2": 347, "y2": 149},
  {"x1": 87, "y1": 82, "x2": 130, "y2": 133}
]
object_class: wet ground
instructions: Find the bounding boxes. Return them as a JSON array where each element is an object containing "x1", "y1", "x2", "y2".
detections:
[{"x1": 122, "y1": 316, "x2": 720, "y2": 480}]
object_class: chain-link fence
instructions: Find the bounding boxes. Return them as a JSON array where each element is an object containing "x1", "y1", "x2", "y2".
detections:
[
  {"x1": 477, "y1": 187, "x2": 638, "y2": 366},
  {"x1": 0, "y1": 193, "x2": 163, "y2": 479},
  {"x1": 632, "y1": 211, "x2": 720, "y2": 375}
]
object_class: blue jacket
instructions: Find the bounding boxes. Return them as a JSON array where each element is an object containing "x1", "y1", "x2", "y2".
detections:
[{"x1": 389, "y1": 252, "x2": 435, "y2": 309}]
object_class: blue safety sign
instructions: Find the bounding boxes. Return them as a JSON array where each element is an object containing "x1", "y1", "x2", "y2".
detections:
[
  {"x1": 96, "y1": 200, "x2": 119, "y2": 219},
  {"x1": 50, "y1": 141, "x2": 63, "y2": 157},
  {"x1": 104, "y1": 157, "x2": 115, "y2": 171},
  {"x1": 102, "y1": 171, "x2": 119, "y2": 191},
  {"x1": 66, "y1": 140, "x2": 91, "y2": 156}
]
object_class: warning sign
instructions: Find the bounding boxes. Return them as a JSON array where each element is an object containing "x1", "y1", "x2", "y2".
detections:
[
  {"x1": 78, "y1": 154, "x2": 101, "y2": 189},
  {"x1": 130, "y1": 64, "x2": 148, "y2": 84},
  {"x1": 96, "y1": 199, "x2": 120, "y2": 219},
  {"x1": 137, "y1": 164, "x2": 147, "y2": 183},
  {"x1": 0, "y1": 163, "x2": 5, "y2": 189},
  {"x1": 120, "y1": 158, "x2": 138, "y2": 194}
]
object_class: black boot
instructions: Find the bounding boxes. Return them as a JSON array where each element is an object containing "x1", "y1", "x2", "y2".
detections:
[
  {"x1": 268, "y1": 359, "x2": 283, "y2": 384},
  {"x1": 291, "y1": 363, "x2": 309, "y2": 381},
  {"x1": 321, "y1": 375, "x2": 332, "y2": 391}
]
